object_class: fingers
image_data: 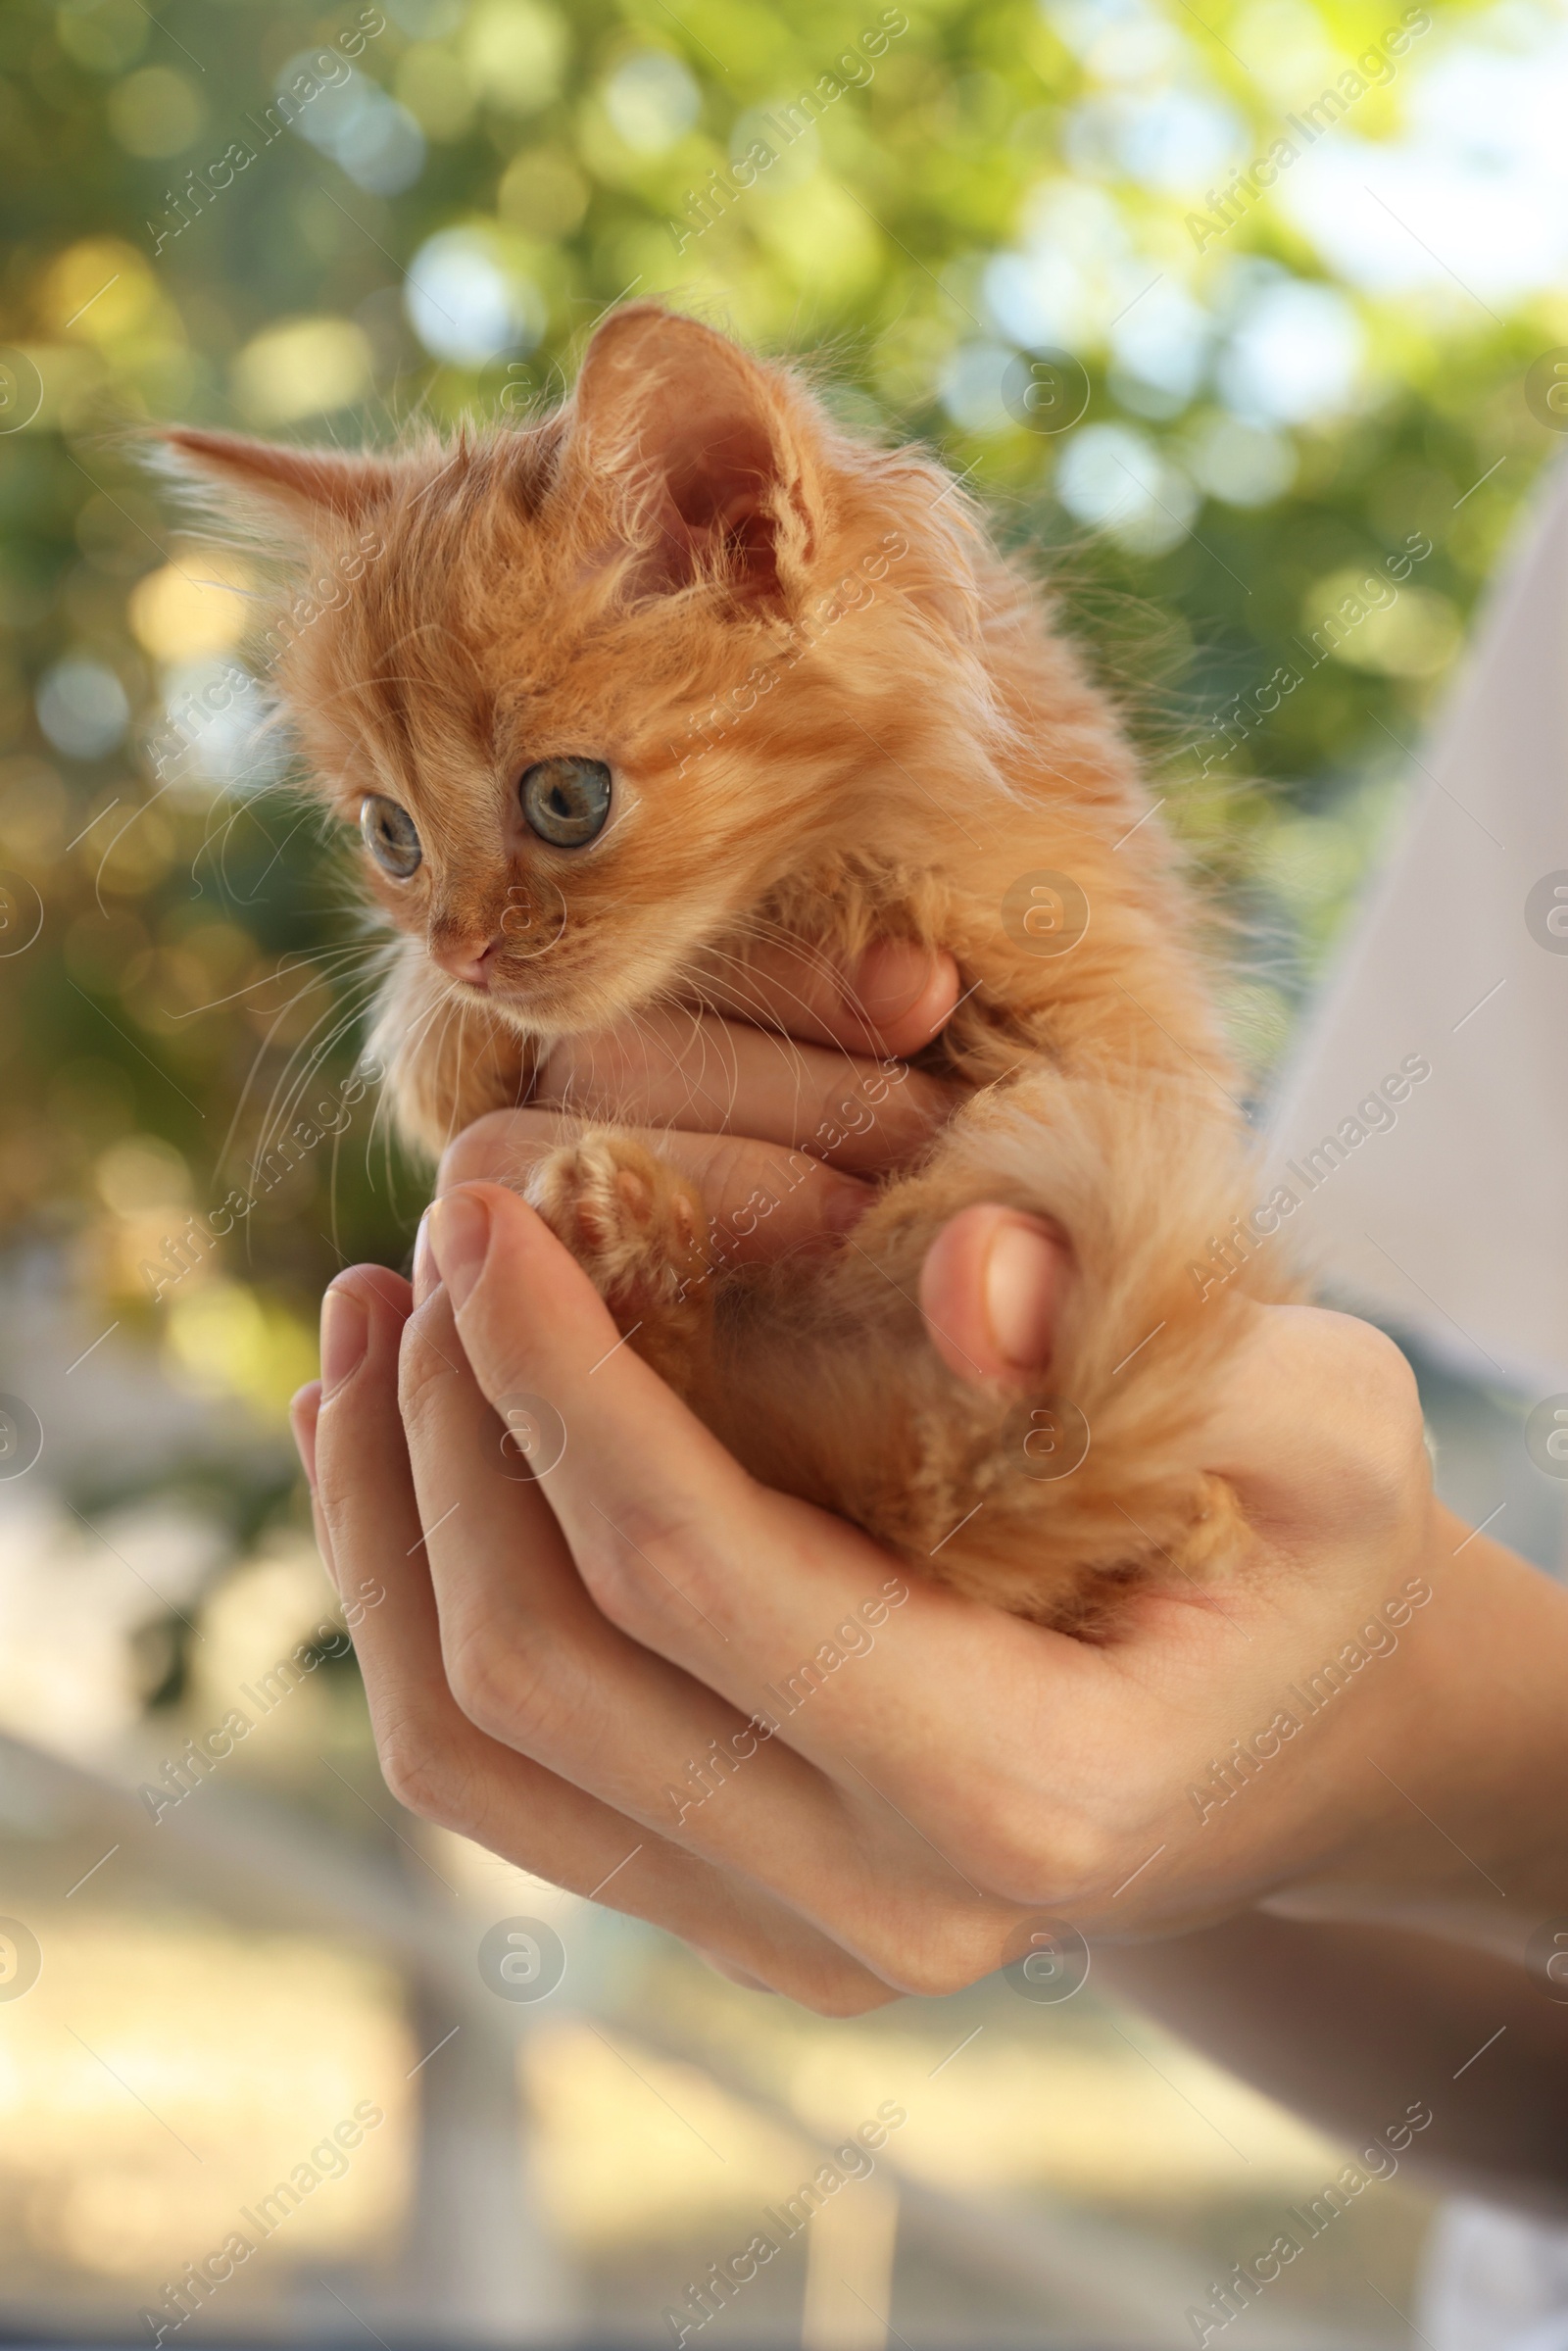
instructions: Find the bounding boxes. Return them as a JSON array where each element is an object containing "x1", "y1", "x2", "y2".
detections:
[
  {"x1": 438, "y1": 1108, "x2": 871, "y2": 1261},
  {"x1": 304, "y1": 1265, "x2": 892, "y2": 2008},
  {"x1": 911, "y1": 1201, "x2": 1425, "y2": 1610},
  {"x1": 420, "y1": 1183, "x2": 1120, "y2": 1912},
  {"x1": 693, "y1": 937, "x2": 960, "y2": 1058},
  {"x1": 918, "y1": 1203, "x2": 1068, "y2": 1382},
  {"x1": 392, "y1": 1259, "x2": 1024, "y2": 1993},
  {"x1": 394, "y1": 1269, "x2": 1009, "y2": 1991},
  {"x1": 912, "y1": 1202, "x2": 1424, "y2": 1551},
  {"x1": 529, "y1": 1006, "x2": 955, "y2": 1177}
]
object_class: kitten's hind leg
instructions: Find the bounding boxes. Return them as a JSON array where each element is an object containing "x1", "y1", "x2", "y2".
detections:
[
  {"x1": 699, "y1": 1066, "x2": 1285, "y2": 1625},
  {"x1": 524, "y1": 1130, "x2": 713, "y2": 1395}
]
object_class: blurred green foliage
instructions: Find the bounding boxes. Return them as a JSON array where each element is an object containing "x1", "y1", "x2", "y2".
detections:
[{"x1": 0, "y1": 0, "x2": 1561, "y2": 1460}]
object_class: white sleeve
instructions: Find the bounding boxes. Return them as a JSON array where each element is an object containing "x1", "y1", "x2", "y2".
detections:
[{"x1": 1420, "y1": 2198, "x2": 1568, "y2": 2351}]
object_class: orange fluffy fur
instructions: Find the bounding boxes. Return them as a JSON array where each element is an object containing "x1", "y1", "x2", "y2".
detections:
[{"x1": 162, "y1": 303, "x2": 1293, "y2": 1626}]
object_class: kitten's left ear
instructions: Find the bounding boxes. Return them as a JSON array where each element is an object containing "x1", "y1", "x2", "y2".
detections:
[
  {"x1": 564, "y1": 304, "x2": 821, "y2": 610},
  {"x1": 155, "y1": 428, "x2": 398, "y2": 530}
]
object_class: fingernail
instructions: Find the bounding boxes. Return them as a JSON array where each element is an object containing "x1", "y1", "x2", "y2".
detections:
[
  {"x1": 983, "y1": 1215, "x2": 1060, "y2": 1370},
  {"x1": 427, "y1": 1188, "x2": 492, "y2": 1308},
  {"x1": 290, "y1": 1383, "x2": 320, "y2": 1491},
  {"x1": 413, "y1": 1209, "x2": 438, "y2": 1305},
  {"x1": 822, "y1": 1177, "x2": 872, "y2": 1236},
  {"x1": 321, "y1": 1284, "x2": 368, "y2": 1396}
]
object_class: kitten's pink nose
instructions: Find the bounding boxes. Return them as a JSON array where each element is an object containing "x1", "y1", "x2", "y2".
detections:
[{"x1": 430, "y1": 934, "x2": 501, "y2": 989}]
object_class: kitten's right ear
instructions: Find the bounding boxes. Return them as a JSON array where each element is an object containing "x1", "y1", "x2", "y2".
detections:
[{"x1": 156, "y1": 428, "x2": 397, "y2": 529}]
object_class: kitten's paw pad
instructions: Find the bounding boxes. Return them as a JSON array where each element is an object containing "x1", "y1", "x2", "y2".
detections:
[{"x1": 524, "y1": 1131, "x2": 707, "y2": 1308}]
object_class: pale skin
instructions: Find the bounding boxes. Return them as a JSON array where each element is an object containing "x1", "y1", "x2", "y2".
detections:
[{"x1": 293, "y1": 941, "x2": 1568, "y2": 2215}]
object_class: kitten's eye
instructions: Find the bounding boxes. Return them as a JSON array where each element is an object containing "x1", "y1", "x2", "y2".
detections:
[
  {"x1": 520, "y1": 756, "x2": 612, "y2": 848},
  {"x1": 360, "y1": 794, "x2": 422, "y2": 879}
]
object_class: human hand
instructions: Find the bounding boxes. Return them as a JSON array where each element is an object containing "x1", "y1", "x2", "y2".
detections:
[
  {"x1": 293, "y1": 1175, "x2": 1567, "y2": 2011},
  {"x1": 436, "y1": 934, "x2": 964, "y2": 1262}
]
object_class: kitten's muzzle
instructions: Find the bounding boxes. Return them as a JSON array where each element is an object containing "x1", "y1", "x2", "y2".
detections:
[
  {"x1": 431, "y1": 933, "x2": 503, "y2": 990},
  {"x1": 429, "y1": 881, "x2": 568, "y2": 993}
]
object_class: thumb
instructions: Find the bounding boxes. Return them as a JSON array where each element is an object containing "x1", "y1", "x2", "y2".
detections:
[{"x1": 918, "y1": 1203, "x2": 1068, "y2": 1383}]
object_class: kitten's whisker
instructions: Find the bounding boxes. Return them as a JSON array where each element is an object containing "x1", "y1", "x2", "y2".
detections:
[
  {"x1": 440, "y1": 999, "x2": 475, "y2": 1159},
  {"x1": 680, "y1": 941, "x2": 848, "y2": 1091},
  {"x1": 363, "y1": 972, "x2": 463, "y2": 1182},
  {"x1": 219, "y1": 945, "x2": 389, "y2": 1183},
  {"x1": 263, "y1": 979, "x2": 386, "y2": 1155},
  {"x1": 703, "y1": 916, "x2": 974, "y2": 1117},
  {"x1": 706, "y1": 919, "x2": 889, "y2": 1066},
  {"x1": 625, "y1": 994, "x2": 746, "y2": 1132},
  {"x1": 666, "y1": 994, "x2": 740, "y2": 1125},
  {"x1": 163, "y1": 940, "x2": 371, "y2": 1025},
  {"x1": 214, "y1": 782, "x2": 316, "y2": 909},
  {"x1": 685, "y1": 947, "x2": 827, "y2": 1053},
  {"x1": 251, "y1": 975, "x2": 385, "y2": 1173}
]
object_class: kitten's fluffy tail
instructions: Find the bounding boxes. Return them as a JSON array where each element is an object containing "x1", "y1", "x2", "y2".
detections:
[{"x1": 736, "y1": 1068, "x2": 1293, "y2": 1625}]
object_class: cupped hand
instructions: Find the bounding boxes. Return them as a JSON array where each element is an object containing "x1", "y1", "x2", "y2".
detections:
[
  {"x1": 290, "y1": 1157, "x2": 1532, "y2": 2013},
  {"x1": 293, "y1": 930, "x2": 1561, "y2": 2003}
]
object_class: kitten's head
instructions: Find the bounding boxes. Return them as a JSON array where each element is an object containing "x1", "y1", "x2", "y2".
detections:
[{"x1": 160, "y1": 304, "x2": 976, "y2": 1044}]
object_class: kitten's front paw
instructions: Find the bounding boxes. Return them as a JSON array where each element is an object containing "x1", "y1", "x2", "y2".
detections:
[{"x1": 524, "y1": 1129, "x2": 710, "y2": 1332}]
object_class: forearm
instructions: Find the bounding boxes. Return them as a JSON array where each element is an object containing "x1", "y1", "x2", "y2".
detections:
[
  {"x1": 1097, "y1": 1506, "x2": 1568, "y2": 2215},
  {"x1": 1098, "y1": 1911, "x2": 1568, "y2": 2216}
]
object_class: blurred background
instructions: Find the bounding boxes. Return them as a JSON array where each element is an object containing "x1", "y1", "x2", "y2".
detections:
[{"x1": 1, "y1": 0, "x2": 1565, "y2": 2339}]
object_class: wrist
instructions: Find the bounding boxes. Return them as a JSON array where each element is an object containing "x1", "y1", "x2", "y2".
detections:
[{"x1": 1269, "y1": 1502, "x2": 1568, "y2": 1964}]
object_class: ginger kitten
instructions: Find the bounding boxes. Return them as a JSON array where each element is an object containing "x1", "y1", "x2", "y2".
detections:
[{"x1": 163, "y1": 303, "x2": 1289, "y2": 1625}]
